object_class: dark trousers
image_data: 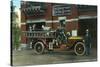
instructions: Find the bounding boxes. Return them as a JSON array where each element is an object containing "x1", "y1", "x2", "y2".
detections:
[{"x1": 85, "y1": 45, "x2": 91, "y2": 55}]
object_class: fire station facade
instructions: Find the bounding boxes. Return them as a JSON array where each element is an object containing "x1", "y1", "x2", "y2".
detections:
[{"x1": 21, "y1": 1, "x2": 97, "y2": 47}]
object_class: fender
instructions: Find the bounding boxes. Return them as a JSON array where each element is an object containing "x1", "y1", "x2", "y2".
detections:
[{"x1": 35, "y1": 39, "x2": 48, "y2": 48}]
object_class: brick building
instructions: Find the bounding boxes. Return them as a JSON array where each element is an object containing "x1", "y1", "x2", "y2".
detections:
[{"x1": 21, "y1": 1, "x2": 97, "y2": 47}]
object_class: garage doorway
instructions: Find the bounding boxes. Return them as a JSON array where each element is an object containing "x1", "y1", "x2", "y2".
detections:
[{"x1": 78, "y1": 18, "x2": 97, "y2": 47}]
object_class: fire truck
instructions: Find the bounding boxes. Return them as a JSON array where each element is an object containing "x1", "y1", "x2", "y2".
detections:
[{"x1": 23, "y1": 19, "x2": 85, "y2": 56}]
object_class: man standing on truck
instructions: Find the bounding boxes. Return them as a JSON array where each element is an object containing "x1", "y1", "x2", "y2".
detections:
[{"x1": 85, "y1": 29, "x2": 92, "y2": 56}]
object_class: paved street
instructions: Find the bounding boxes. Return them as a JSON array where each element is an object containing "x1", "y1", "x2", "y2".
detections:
[{"x1": 12, "y1": 48, "x2": 97, "y2": 66}]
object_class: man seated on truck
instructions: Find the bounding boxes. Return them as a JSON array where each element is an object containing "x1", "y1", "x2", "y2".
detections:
[
  {"x1": 56, "y1": 28, "x2": 67, "y2": 44},
  {"x1": 33, "y1": 22, "x2": 45, "y2": 31}
]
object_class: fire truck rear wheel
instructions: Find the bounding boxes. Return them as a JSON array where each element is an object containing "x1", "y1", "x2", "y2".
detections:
[
  {"x1": 34, "y1": 42, "x2": 45, "y2": 54},
  {"x1": 74, "y1": 42, "x2": 85, "y2": 56}
]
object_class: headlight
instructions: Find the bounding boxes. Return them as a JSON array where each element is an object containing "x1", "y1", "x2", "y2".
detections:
[{"x1": 83, "y1": 40, "x2": 85, "y2": 42}]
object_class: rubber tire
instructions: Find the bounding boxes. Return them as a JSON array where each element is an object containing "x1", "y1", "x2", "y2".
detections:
[
  {"x1": 74, "y1": 42, "x2": 85, "y2": 56},
  {"x1": 34, "y1": 42, "x2": 45, "y2": 54}
]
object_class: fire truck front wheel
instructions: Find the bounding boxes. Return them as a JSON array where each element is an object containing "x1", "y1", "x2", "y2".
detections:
[
  {"x1": 34, "y1": 41, "x2": 45, "y2": 54},
  {"x1": 74, "y1": 42, "x2": 85, "y2": 56}
]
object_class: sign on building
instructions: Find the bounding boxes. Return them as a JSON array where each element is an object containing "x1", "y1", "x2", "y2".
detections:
[{"x1": 53, "y1": 4, "x2": 72, "y2": 16}]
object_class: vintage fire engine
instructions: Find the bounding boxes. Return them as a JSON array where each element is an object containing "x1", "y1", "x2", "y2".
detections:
[{"x1": 23, "y1": 20, "x2": 85, "y2": 56}]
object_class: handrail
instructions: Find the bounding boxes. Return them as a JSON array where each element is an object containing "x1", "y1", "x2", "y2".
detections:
[{"x1": 22, "y1": 31, "x2": 56, "y2": 38}]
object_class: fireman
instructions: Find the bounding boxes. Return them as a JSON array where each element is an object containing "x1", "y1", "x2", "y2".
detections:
[
  {"x1": 85, "y1": 29, "x2": 91, "y2": 55},
  {"x1": 59, "y1": 19, "x2": 67, "y2": 44}
]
